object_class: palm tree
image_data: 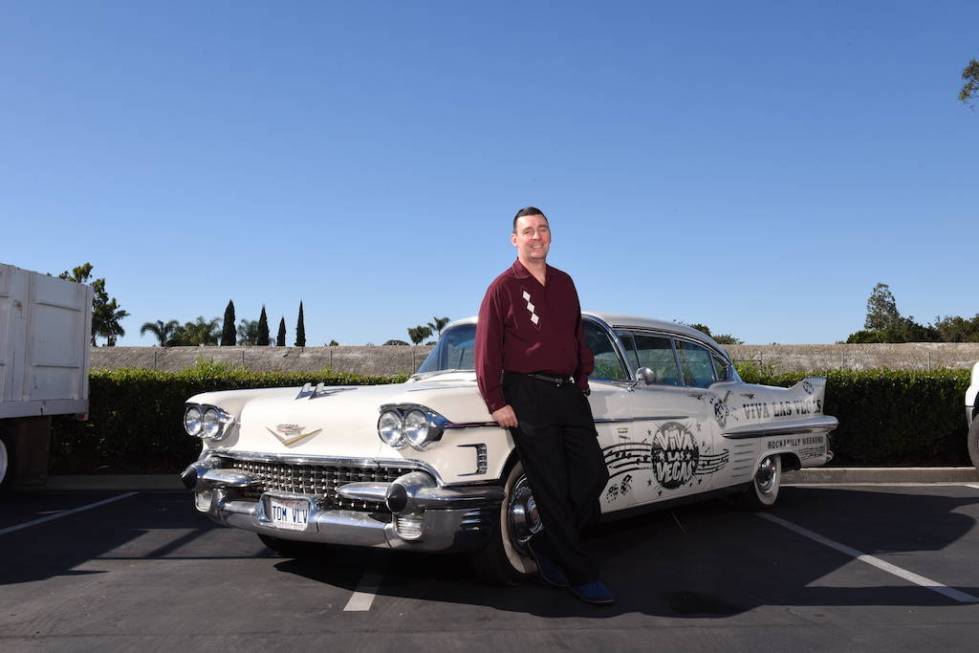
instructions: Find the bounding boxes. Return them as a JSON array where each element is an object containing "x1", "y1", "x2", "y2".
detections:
[
  {"x1": 427, "y1": 316, "x2": 450, "y2": 338},
  {"x1": 140, "y1": 320, "x2": 181, "y2": 347},
  {"x1": 237, "y1": 319, "x2": 259, "y2": 346},
  {"x1": 407, "y1": 325, "x2": 433, "y2": 345},
  {"x1": 181, "y1": 317, "x2": 221, "y2": 346},
  {"x1": 103, "y1": 300, "x2": 129, "y2": 346}
]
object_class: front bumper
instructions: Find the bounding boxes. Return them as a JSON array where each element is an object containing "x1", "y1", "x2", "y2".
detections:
[{"x1": 181, "y1": 460, "x2": 503, "y2": 553}]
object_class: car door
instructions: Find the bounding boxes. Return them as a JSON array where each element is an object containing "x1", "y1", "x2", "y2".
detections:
[
  {"x1": 617, "y1": 331, "x2": 721, "y2": 505},
  {"x1": 581, "y1": 319, "x2": 639, "y2": 514}
]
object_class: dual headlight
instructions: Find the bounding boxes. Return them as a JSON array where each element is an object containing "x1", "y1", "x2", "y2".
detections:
[
  {"x1": 377, "y1": 405, "x2": 448, "y2": 450},
  {"x1": 184, "y1": 404, "x2": 233, "y2": 441}
]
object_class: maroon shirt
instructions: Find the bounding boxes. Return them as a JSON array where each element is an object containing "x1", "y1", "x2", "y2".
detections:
[{"x1": 475, "y1": 259, "x2": 594, "y2": 413}]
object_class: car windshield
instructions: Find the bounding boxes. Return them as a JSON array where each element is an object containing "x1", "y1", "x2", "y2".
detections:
[{"x1": 417, "y1": 323, "x2": 476, "y2": 373}]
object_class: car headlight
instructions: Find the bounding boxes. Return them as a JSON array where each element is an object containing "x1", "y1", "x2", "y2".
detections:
[
  {"x1": 403, "y1": 410, "x2": 431, "y2": 449},
  {"x1": 184, "y1": 406, "x2": 203, "y2": 436},
  {"x1": 185, "y1": 404, "x2": 232, "y2": 441},
  {"x1": 378, "y1": 405, "x2": 448, "y2": 450},
  {"x1": 378, "y1": 410, "x2": 406, "y2": 449}
]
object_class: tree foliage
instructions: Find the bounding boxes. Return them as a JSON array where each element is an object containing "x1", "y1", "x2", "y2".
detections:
[
  {"x1": 257, "y1": 306, "x2": 270, "y2": 346},
  {"x1": 844, "y1": 282, "x2": 968, "y2": 343},
  {"x1": 295, "y1": 301, "x2": 306, "y2": 347},
  {"x1": 59, "y1": 263, "x2": 129, "y2": 346},
  {"x1": 172, "y1": 317, "x2": 221, "y2": 346},
  {"x1": 686, "y1": 323, "x2": 743, "y2": 345},
  {"x1": 237, "y1": 319, "x2": 259, "y2": 345},
  {"x1": 426, "y1": 316, "x2": 450, "y2": 337},
  {"x1": 276, "y1": 317, "x2": 287, "y2": 346},
  {"x1": 140, "y1": 319, "x2": 180, "y2": 347},
  {"x1": 383, "y1": 339, "x2": 409, "y2": 346},
  {"x1": 960, "y1": 57, "x2": 979, "y2": 105},
  {"x1": 407, "y1": 325, "x2": 433, "y2": 345},
  {"x1": 220, "y1": 300, "x2": 237, "y2": 346}
]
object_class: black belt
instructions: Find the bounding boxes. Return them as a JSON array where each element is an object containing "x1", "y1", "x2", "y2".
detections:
[{"x1": 511, "y1": 372, "x2": 575, "y2": 387}]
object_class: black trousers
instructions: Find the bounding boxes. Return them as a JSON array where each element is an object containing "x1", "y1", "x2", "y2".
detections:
[{"x1": 502, "y1": 373, "x2": 610, "y2": 585}]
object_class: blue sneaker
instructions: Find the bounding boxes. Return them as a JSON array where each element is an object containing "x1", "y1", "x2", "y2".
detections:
[
  {"x1": 570, "y1": 580, "x2": 615, "y2": 605},
  {"x1": 527, "y1": 545, "x2": 570, "y2": 588}
]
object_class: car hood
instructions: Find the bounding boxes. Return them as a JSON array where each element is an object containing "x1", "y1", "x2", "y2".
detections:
[{"x1": 201, "y1": 374, "x2": 492, "y2": 458}]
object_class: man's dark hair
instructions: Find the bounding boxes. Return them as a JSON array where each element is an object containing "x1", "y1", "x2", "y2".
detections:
[{"x1": 512, "y1": 206, "x2": 548, "y2": 233}]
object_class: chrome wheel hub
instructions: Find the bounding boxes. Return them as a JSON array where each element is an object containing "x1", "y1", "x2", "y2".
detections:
[
  {"x1": 507, "y1": 476, "x2": 542, "y2": 552},
  {"x1": 756, "y1": 456, "x2": 777, "y2": 494}
]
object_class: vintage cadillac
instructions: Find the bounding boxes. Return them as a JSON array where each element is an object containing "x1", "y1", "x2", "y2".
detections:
[{"x1": 181, "y1": 313, "x2": 838, "y2": 583}]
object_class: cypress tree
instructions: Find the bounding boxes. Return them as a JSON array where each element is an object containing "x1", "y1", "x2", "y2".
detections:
[
  {"x1": 295, "y1": 301, "x2": 306, "y2": 347},
  {"x1": 257, "y1": 306, "x2": 270, "y2": 346},
  {"x1": 220, "y1": 300, "x2": 237, "y2": 346},
  {"x1": 276, "y1": 317, "x2": 286, "y2": 346}
]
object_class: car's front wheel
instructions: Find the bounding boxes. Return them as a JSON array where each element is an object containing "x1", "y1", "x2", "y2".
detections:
[
  {"x1": 738, "y1": 454, "x2": 782, "y2": 510},
  {"x1": 968, "y1": 418, "x2": 979, "y2": 472},
  {"x1": 258, "y1": 533, "x2": 333, "y2": 558},
  {"x1": 469, "y1": 461, "x2": 540, "y2": 585}
]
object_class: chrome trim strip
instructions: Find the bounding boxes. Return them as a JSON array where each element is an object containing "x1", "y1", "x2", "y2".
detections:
[
  {"x1": 594, "y1": 415, "x2": 689, "y2": 424},
  {"x1": 723, "y1": 416, "x2": 839, "y2": 440},
  {"x1": 445, "y1": 421, "x2": 499, "y2": 429},
  {"x1": 206, "y1": 449, "x2": 446, "y2": 486}
]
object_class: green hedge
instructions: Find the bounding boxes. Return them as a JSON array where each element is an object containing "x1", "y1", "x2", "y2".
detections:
[
  {"x1": 737, "y1": 364, "x2": 971, "y2": 466},
  {"x1": 50, "y1": 361, "x2": 405, "y2": 474},
  {"x1": 50, "y1": 363, "x2": 973, "y2": 474}
]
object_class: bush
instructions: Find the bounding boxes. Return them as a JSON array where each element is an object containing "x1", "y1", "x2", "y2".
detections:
[
  {"x1": 50, "y1": 361, "x2": 405, "y2": 475},
  {"x1": 736, "y1": 364, "x2": 971, "y2": 466},
  {"x1": 49, "y1": 363, "x2": 972, "y2": 473}
]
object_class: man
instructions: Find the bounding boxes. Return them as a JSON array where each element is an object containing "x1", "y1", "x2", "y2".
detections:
[{"x1": 474, "y1": 206, "x2": 613, "y2": 605}]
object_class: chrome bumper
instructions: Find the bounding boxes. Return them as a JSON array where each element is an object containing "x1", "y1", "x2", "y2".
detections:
[{"x1": 181, "y1": 461, "x2": 503, "y2": 553}]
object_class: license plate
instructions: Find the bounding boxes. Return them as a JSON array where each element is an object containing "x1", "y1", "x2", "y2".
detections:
[{"x1": 268, "y1": 497, "x2": 309, "y2": 531}]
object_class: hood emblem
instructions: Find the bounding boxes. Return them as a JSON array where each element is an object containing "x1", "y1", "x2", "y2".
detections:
[{"x1": 266, "y1": 423, "x2": 322, "y2": 446}]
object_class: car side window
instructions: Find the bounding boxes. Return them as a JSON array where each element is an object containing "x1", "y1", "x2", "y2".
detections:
[
  {"x1": 711, "y1": 352, "x2": 730, "y2": 381},
  {"x1": 676, "y1": 340, "x2": 717, "y2": 388},
  {"x1": 583, "y1": 320, "x2": 628, "y2": 381},
  {"x1": 623, "y1": 333, "x2": 682, "y2": 386}
]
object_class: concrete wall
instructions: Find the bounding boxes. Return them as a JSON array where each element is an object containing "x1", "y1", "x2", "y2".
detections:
[
  {"x1": 89, "y1": 343, "x2": 979, "y2": 376},
  {"x1": 90, "y1": 345, "x2": 435, "y2": 376},
  {"x1": 724, "y1": 343, "x2": 979, "y2": 372}
]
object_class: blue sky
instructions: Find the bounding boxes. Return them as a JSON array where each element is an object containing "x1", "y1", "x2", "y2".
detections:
[{"x1": 2, "y1": 1, "x2": 977, "y2": 345}]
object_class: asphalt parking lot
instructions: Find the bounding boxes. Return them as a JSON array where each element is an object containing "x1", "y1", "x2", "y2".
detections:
[{"x1": 2, "y1": 484, "x2": 979, "y2": 652}]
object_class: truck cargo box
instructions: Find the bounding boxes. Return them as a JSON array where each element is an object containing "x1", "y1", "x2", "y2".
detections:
[{"x1": 0, "y1": 263, "x2": 93, "y2": 419}]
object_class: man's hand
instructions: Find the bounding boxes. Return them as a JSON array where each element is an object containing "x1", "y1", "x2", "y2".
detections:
[{"x1": 491, "y1": 404, "x2": 518, "y2": 428}]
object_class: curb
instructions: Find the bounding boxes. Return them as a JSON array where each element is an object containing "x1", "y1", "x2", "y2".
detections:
[
  {"x1": 784, "y1": 467, "x2": 979, "y2": 484},
  {"x1": 18, "y1": 467, "x2": 979, "y2": 491}
]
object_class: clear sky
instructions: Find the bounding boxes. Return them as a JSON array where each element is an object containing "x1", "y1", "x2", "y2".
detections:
[{"x1": 2, "y1": 1, "x2": 977, "y2": 346}]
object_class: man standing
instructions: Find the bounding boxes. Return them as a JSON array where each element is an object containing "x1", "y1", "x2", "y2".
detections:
[{"x1": 474, "y1": 207, "x2": 613, "y2": 605}]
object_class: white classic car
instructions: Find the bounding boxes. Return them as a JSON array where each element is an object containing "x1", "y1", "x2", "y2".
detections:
[
  {"x1": 181, "y1": 313, "x2": 838, "y2": 583},
  {"x1": 967, "y1": 361, "x2": 979, "y2": 470}
]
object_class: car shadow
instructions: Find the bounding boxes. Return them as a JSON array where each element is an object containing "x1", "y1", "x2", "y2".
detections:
[{"x1": 273, "y1": 486, "x2": 979, "y2": 618}]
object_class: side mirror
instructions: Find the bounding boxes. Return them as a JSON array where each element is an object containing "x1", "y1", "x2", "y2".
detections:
[{"x1": 630, "y1": 367, "x2": 656, "y2": 389}]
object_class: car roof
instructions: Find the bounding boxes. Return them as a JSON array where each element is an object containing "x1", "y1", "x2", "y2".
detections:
[{"x1": 443, "y1": 312, "x2": 724, "y2": 350}]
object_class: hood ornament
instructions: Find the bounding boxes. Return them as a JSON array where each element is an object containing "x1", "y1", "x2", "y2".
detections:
[
  {"x1": 266, "y1": 423, "x2": 322, "y2": 446},
  {"x1": 296, "y1": 383, "x2": 356, "y2": 400}
]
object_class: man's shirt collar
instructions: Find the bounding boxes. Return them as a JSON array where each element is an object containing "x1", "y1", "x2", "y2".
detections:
[{"x1": 511, "y1": 258, "x2": 550, "y2": 280}]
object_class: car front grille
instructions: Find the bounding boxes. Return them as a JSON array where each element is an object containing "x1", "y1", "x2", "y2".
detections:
[{"x1": 221, "y1": 458, "x2": 416, "y2": 511}]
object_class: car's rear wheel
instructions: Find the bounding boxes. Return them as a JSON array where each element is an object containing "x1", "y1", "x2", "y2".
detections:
[
  {"x1": 738, "y1": 454, "x2": 781, "y2": 510},
  {"x1": 258, "y1": 533, "x2": 333, "y2": 558},
  {"x1": 968, "y1": 418, "x2": 979, "y2": 472},
  {"x1": 469, "y1": 461, "x2": 540, "y2": 585}
]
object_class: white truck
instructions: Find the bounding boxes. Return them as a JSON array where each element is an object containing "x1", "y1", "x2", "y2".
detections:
[{"x1": 0, "y1": 263, "x2": 93, "y2": 489}]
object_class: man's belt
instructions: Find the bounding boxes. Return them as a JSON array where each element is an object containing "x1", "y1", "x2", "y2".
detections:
[{"x1": 520, "y1": 372, "x2": 575, "y2": 387}]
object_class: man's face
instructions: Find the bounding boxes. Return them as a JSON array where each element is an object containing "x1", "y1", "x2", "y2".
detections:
[{"x1": 511, "y1": 214, "x2": 551, "y2": 263}]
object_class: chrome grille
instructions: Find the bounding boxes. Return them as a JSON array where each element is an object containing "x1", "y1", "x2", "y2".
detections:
[{"x1": 223, "y1": 458, "x2": 414, "y2": 511}]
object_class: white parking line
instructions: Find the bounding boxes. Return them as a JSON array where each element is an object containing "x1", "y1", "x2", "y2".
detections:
[
  {"x1": 758, "y1": 512, "x2": 979, "y2": 604},
  {"x1": 0, "y1": 492, "x2": 139, "y2": 537},
  {"x1": 343, "y1": 569, "x2": 385, "y2": 612},
  {"x1": 965, "y1": 483, "x2": 979, "y2": 490}
]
